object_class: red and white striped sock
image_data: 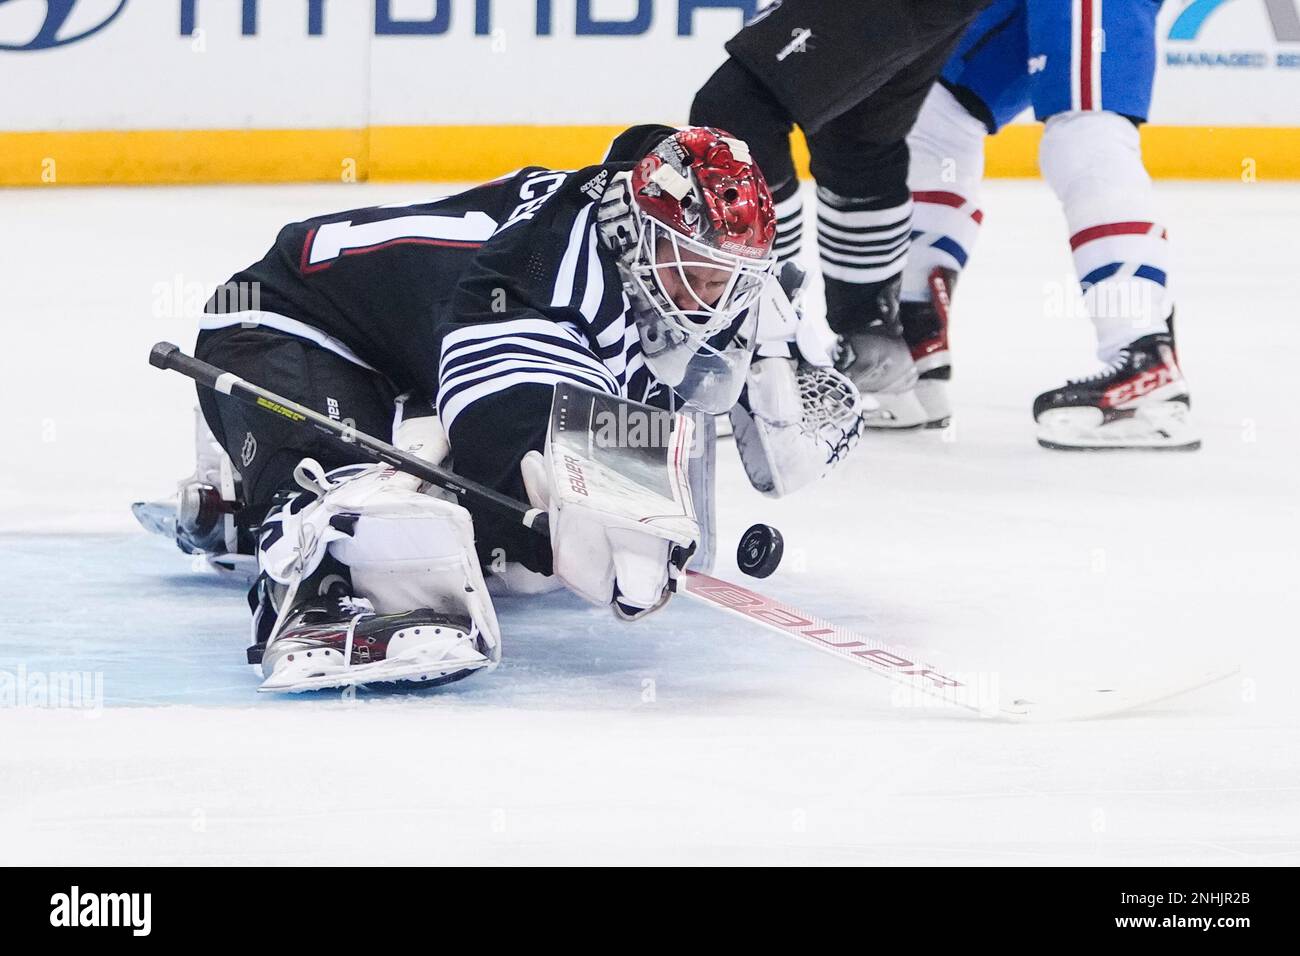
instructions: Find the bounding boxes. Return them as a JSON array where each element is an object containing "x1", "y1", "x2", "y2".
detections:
[
  {"x1": 904, "y1": 84, "x2": 987, "y2": 303},
  {"x1": 1040, "y1": 110, "x2": 1173, "y2": 362}
]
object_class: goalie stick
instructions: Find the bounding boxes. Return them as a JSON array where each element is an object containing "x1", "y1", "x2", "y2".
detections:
[
  {"x1": 147, "y1": 342, "x2": 549, "y2": 536},
  {"x1": 681, "y1": 572, "x2": 1238, "y2": 721},
  {"x1": 149, "y1": 342, "x2": 1237, "y2": 720}
]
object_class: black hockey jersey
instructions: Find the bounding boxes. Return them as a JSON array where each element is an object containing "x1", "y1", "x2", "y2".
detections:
[{"x1": 204, "y1": 133, "x2": 679, "y2": 571}]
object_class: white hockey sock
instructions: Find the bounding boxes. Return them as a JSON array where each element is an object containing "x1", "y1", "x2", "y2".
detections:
[
  {"x1": 816, "y1": 187, "x2": 912, "y2": 285},
  {"x1": 903, "y1": 83, "x2": 988, "y2": 303},
  {"x1": 771, "y1": 180, "x2": 803, "y2": 266},
  {"x1": 1039, "y1": 110, "x2": 1173, "y2": 362}
]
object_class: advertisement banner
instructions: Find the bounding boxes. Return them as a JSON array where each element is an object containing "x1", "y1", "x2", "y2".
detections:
[{"x1": 1, "y1": 0, "x2": 1297, "y2": 182}]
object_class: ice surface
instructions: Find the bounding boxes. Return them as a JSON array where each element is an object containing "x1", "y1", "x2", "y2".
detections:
[{"x1": 1, "y1": 180, "x2": 1297, "y2": 865}]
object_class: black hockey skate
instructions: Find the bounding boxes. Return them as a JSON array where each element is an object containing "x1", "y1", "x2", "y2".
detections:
[
  {"x1": 830, "y1": 276, "x2": 928, "y2": 429},
  {"x1": 900, "y1": 267, "x2": 957, "y2": 429},
  {"x1": 1033, "y1": 321, "x2": 1199, "y2": 451},
  {"x1": 251, "y1": 567, "x2": 492, "y2": 693}
]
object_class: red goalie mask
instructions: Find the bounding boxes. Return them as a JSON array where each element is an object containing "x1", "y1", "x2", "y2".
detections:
[
  {"x1": 630, "y1": 126, "x2": 777, "y2": 267},
  {"x1": 602, "y1": 127, "x2": 778, "y2": 413}
]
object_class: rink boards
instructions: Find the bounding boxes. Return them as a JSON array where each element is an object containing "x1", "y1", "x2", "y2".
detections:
[{"x1": 2, "y1": 0, "x2": 1299, "y2": 184}]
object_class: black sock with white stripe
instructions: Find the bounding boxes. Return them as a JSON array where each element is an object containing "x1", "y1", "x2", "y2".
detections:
[
  {"x1": 817, "y1": 186, "x2": 912, "y2": 335},
  {"x1": 771, "y1": 178, "x2": 803, "y2": 267}
]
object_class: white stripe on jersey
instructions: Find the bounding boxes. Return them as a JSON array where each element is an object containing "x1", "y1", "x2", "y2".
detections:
[
  {"x1": 618, "y1": 323, "x2": 644, "y2": 383},
  {"x1": 447, "y1": 356, "x2": 615, "y2": 402},
  {"x1": 437, "y1": 192, "x2": 670, "y2": 432},
  {"x1": 199, "y1": 309, "x2": 379, "y2": 371},
  {"x1": 1089, "y1": 0, "x2": 1103, "y2": 111},
  {"x1": 596, "y1": 319, "x2": 644, "y2": 384},
  {"x1": 438, "y1": 317, "x2": 619, "y2": 431},
  {"x1": 444, "y1": 345, "x2": 615, "y2": 389},
  {"x1": 624, "y1": 350, "x2": 648, "y2": 395},
  {"x1": 550, "y1": 202, "x2": 595, "y2": 308},
  {"x1": 441, "y1": 371, "x2": 612, "y2": 434},
  {"x1": 556, "y1": 223, "x2": 645, "y2": 393},
  {"x1": 579, "y1": 226, "x2": 605, "y2": 321},
  {"x1": 556, "y1": 318, "x2": 584, "y2": 342},
  {"x1": 595, "y1": 306, "x2": 627, "y2": 350},
  {"x1": 440, "y1": 322, "x2": 616, "y2": 389},
  {"x1": 1071, "y1": 0, "x2": 1083, "y2": 111}
]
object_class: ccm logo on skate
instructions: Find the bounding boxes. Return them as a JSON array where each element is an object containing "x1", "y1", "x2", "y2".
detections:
[
  {"x1": 693, "y1": 580, "x2": 962, "y2": 689},
  {"x1": 563, "y1": 455, "x2": 589, "y2": 497},
  {"x1": 1103, "y1": 365, "x2": 1174, "y2": 407},
  {"x1": 49, "y1": 886, "x2": 151, "y2": 937}
]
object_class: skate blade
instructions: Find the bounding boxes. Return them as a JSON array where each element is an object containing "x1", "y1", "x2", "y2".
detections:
[
  {"x1": 860, "y1": 388, "x2": 928, "y2": 430},
  {"x1": 1036, "y1": 403, "x2": 1200, "y2": 450},
  {"x1": 1037, "y1": 437, "x2": 1201, "y2": 451},
  {"x1": 999, "y1": 663, "x2": 1239, "y2": 722},
  {"x1": 206, "y1": 553, "x2": 259, "y2": 583},
  {"x1": 131, "y1": 500, "x2": 177, "y2": 538},
  {"x1": 913, "y1": 378, "x2": 952, "y2": 429},
  {"x1": 257, "y1": 653, "x2": 492, "y2": 693}
]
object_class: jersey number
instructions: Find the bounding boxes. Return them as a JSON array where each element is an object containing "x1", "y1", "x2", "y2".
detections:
[{"x1": 302, "y1": 211, "x2": 498, "y2": 272}]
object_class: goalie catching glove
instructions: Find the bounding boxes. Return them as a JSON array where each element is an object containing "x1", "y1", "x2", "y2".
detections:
[
  {"x1": 730, "y1": 261, "x2": 867, "y2": 497},
  {"x1": 731, "y1": 359, "x2": 864, "y2": 497}
]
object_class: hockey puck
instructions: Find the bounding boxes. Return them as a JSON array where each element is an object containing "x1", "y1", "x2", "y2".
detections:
[{"x1": 737, "y1": 523, "x2": 784, "y2": 579}]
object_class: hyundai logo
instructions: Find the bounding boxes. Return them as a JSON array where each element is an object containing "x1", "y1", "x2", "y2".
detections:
[{"x1": 0, "y1": 0, "x2": 129, "y2": 51}]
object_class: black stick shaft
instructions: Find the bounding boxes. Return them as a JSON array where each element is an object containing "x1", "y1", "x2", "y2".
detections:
[{"x1": 148, "y1": 341, "x2": 550, "y2": 538}]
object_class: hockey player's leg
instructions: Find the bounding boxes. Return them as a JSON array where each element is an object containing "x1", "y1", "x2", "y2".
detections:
[
  {"x1": 194, "y1": 324, "x2": 401, "y2": 526},
  {"x1": 893, "y1": 0, "x2": 1032, "y2": 428},
  {"x1": 902, "y1": 83, "x2": 993, "y2": 428},
  {"x1": 690, "y1": 57, "x2": 802, "y2": 265},
  {"x1": 692, "y1": 2, "x2": 987, "y2": 429},
  {"x1": 1028, "y1": 0, "x2": 1197, "y2": 450},
  {"x1": 809, "y1": 61, "x2": 961, "y2": 429},
  {"x1": 138, "y1": 324, "x2": 402, "y2": 565},
  {"x1": 1034, "y1": 111, "x2": 1196, "y2": 450}
]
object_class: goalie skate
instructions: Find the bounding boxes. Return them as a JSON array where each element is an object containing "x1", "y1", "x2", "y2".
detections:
[
  {"x1": 258, "y1": 591, "x2": 491, "y2": 694},
  {"x1": 132, "y1": 407, "x2": 251, "y2": 568}
]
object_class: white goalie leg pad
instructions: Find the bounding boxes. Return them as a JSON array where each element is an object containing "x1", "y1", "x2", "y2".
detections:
[
  {"x1": 730, "y1": 358, "x2": 865, "y2": 498},
  {"x1": 259, "y1": 458, "x2": 501, "y2": 663}
]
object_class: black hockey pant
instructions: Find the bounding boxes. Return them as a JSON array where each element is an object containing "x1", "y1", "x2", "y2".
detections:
[{"x1": 194, "y1": 325, "x2": 399, "y2": 527}]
